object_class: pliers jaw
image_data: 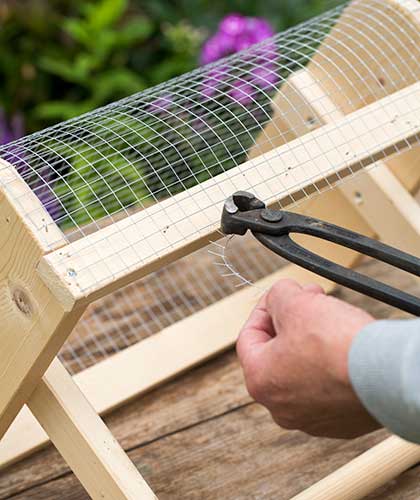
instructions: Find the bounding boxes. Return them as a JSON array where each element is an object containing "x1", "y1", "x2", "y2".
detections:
[
  {"x1": 221, "y1": 191, "x2": 265, "y2": 235},
  {"x1": 221, "y1": 191, "x2": 284, "y2": 236}
]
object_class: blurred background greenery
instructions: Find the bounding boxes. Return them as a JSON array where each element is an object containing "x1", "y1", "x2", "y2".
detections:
[{"x1": 0, "y1": 0, "x2": 339, "y2": 136}]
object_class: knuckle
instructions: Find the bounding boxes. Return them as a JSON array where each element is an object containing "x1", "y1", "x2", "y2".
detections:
[
  {"x1": 244, "y1": 366, "x2": 266, "y2": 402},
  {"x1": 269, "y1": 279, "x2": 296, "y2": 297},
  {"x1": 285, "y1": 289, "x2": 319, "y2": 315}
]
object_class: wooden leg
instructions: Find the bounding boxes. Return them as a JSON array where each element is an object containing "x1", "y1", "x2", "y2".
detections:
[
  {"x1": 291, "y1": 436, "x2": 420, "y2": 500},
  {"x1": 27, "y1": 359, "x2": 157, "y2": 500},
  {"x1": 0, "y1": 160, "x2": 85, "y2": 439}
]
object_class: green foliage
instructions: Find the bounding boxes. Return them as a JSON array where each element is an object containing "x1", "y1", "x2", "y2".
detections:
[
  {"x1": 139, "y1": 0, "x2": 342, "y2": 41},
  {"x1": 150, "y1": 22, "x2": 205, "y2": 83},
  {"x1": 53, "y1": 145, "x2": 149, "y2": 228},
  {"x1": 0, "y1": 0, "x2": 342, "y2": 229},
  {"x1": 1, "y1": 0, "x2": 339, "y2": 133},
  {"x1": 34, "y1": 0, "x2": 153, "y2": 121},
  {"x1": 0, "y1": 0, "x2": 203, "y2": 130},
  {"x1": 46, "y1": 126, "x2": 151, "y2": 228}
]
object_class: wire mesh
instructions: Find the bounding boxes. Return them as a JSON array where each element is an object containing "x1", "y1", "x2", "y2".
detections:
[
  {"x1": 0, "y1": 0, "x2": 419, "y2": 372},
  {"x1": 1, "y1": 1, "x2": 419, "y2": 241},
  {"x1": 59, "y1": 233, "x2": 285, "y2": 374}
]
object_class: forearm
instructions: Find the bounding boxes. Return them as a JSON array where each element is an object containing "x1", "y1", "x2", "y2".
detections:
[{"x1": 349, "y1": 319, "x2": 420, "y2": 443}]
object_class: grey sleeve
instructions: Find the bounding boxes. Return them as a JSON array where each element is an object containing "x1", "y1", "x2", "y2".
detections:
[{"x1": 349, "y1": 319, "x2": 420, "y2": 443}]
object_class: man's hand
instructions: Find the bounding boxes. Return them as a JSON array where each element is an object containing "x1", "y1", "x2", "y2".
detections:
[{"x1": 237, "y1": 279, "x2": 380, "y2": 439}]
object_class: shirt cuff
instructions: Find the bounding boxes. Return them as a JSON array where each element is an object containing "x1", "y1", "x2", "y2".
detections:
[{"x1": 349, "y1": 319, "x2": 420, "y2": 443}]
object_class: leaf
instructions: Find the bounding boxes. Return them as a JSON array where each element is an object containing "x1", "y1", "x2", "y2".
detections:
[
  {"x1": 86, "y1": 0, "x2": 128, "y2": 31},
  {"x1": 89, "y1": 30, "x2": 118, "y2": 61},
  {"x1": 38, "y1": 56, "x2": 85, "y2": 83},
  {"x1": 64, "y1": 18, "x2": 91, "y2": 46},
  {"x1": 73, "y1": 53, "x2": 98, "y2": 80},
  {"x1": 90, "y1": 69, "x2": 146, "y2": 104},
  {"x1": 115, "y1": 17, "x2": 154, "y2": 46},
  {"x1": 34, "y1": 100, "x2": 94, "y2": 121}
]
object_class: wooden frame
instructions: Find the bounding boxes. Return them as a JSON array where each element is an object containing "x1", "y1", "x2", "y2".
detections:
[
  {"x1": 1, "y1": 0, "x2": 420, "y2": 498},
  {"x1": 0, "y1": 159, "x2": 157, "y2": 498},
  {"x1": 38, "y1": 80, "x2": 420, "y2": 307}
]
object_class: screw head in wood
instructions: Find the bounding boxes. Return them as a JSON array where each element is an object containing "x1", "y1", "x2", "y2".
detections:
[{"x1": 67, "y1": 268, "x2": 77, "y2": 278}]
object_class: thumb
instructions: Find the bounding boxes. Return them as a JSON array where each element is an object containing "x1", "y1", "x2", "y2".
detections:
[{"x1": 236, "y1": 294, "x2": 274, "y2": 366}]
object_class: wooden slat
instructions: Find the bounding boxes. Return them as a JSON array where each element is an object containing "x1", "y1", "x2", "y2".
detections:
[
  {"x1": 240, "y1": 4, "x2": 420, "y2": 498},
  {"x1": 0, "y1": 353, "x2": 388, "y2": 500},
  {"x1": 339, "y1": 168, "x2": 420, "y2": 252},
  {"x1": 0, "y1": 159, "x2": 156, "y2": 499},
  {"x1": 3, "y1": 0, "x2": 420, "y2": 485},
  {"x1": 2, "y1": 258, "x2": 419, "y2": 500},
  {"x1": 27, "y1": 359, "x2": 156, "y2": 500},
  {"x1": 0, "y1": 163, "x2": 385, "y2": 468},
  {"x1": 5, "y1": 251, "x2": 415, "y2": 499},
  {"x1": 38, "y1": 81, "x2": 420, "y2": 308},
  {"x1": 292, "y1": 436, "x2": 420, "y2": 500},
  {"x1": 280, "y1": 10, "x2": 420, "y2": 497},
  {"x1": 0, "y1": 160, "x2": 84, "y2": 439},
  {"x1": 7, "y1": 55, "x2": 418, "y2": 474},
  {"x1": 310, "y1": 0, "x2": 420, "y2": 113}
]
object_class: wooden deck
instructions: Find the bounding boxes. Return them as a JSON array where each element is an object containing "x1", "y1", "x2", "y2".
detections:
[{"x1": 0, "y1": 257, "x2": 419, "y2": 499}]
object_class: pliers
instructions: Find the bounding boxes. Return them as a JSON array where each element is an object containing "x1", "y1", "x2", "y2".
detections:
[{"x1": 221, "y1": 191, "x2": 420, "y2": 316}]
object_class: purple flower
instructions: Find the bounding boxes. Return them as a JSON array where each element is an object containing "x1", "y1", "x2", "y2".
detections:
[
  {"x1": 0, "y1": 109, "x2": 63, "y2": 220},
  {"x1": 33, "y1": 168, "x2": 64, "y2": 220},
  {"x1": 148, "y1": 94, "x2": 173, "y2": 114},
  {"x1": 200, "y1": 14, "x2": 275, "y2": 65},
  {"x1": 0, "y1": 109, "x2": 24, "y2": 144},
  {"x1": 201, "y1": 66, "x2": 228, "y2": 98},
  {"x1": 249, "y1": 65, "x2": 279, "y2": 90},
  {"x1": 247, "y1": 18, "x2": 275, "y2": 43},
  {"x1": 219, "y1": 13, "x2": 247, "y2": 37},
  {"x1": 199, "y1": 15, "x2": 279, "y2": 106},
  {"x1": 229, "y1": 81, "x2": 255, "y2": 106},
  {"x1": 0, "y1": 109, "x2": 26, "y2": 179},
  {"x1": 200, "y1": 33, "x2": 235, "y2": 65},
  {"x1": 235, "y1": 33, "x2": 256, "y2": 52}
]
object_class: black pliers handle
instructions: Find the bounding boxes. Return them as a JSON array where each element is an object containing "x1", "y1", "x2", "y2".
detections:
[{"x1": 221, "y1": 191, "x2": 420, "y2": 316}]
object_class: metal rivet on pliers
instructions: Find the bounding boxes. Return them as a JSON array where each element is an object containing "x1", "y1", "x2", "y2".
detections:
[{"x1": 260, "y1": 209, "x2": 283, "y2": 223}]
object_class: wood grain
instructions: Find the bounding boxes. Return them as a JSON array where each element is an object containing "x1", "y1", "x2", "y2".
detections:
[
  {"x1": 276, "y1": 69, "x2": 420, "y2": 253},
  {"x1": 292, "y1": 436, "x2": 420, "y2": 500},
  {"x1": 27, "y1": 359, "x2": 156, "y2": 500}
]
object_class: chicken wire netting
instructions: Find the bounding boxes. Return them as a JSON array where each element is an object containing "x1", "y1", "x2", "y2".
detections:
[{"x1": 0, "y1": 0, "x2": 419, "y2": 372}]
